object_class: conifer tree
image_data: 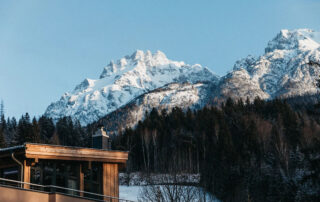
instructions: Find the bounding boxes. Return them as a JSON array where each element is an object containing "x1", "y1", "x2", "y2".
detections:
[
  {"x1": 38, "y1": 116, "x2": 55, "y2": 143},
  {"x1": 0, "y1": 100, "x2": 6, "y2": 138},
  {"x1": 0, "y1": 129, "x2": 6, "y2": 148},
  {"x1": 0, "y1": 100, "x2": 4, "y2": 124},
  {"x1": 7, "y1": 117, "x2": 17, "y2": 146},
  {"x1": 32, "y1": 117, "x2": 41, "y2": 143},
  {"x1": 15, "y1": 113, "x2": 34, "y2": 144}
]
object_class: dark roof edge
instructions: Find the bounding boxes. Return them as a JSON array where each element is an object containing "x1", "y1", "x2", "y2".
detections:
[{"x1": 0, "y1": 145, "x2": 25, "y2": 153}]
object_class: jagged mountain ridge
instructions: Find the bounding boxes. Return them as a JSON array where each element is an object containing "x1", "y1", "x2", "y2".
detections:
[
  {"x1": 45, "y1": 29, "x2": 320, "y2": 128},
  {"x1": 45, "y1": 50, "x2": 219, "y2": 125},
  {"x1": 215, "y1": 29, "x2": 320, "y2": 101}
]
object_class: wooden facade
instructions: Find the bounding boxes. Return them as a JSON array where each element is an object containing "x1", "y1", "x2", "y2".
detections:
[
  {"x1": 103, "y1": 163, "x2": 119, "y2": 198},
  {"x1": 0, "y1": 143, "x2": 128, "y2": 199}
]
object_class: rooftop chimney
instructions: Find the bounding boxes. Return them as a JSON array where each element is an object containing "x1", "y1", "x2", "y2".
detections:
[{"x1": 92, "y1": 126, "x2": 110, "y2": 150}]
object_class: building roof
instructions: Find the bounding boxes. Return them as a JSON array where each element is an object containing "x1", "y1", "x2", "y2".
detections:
[{"x1": 0, "y1": 143, "x2": 128, "y2": 164}]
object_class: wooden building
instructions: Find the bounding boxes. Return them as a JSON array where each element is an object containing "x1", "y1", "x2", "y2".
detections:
[{"x1": 0, "y1": 143, "x2": 128, "y2": 201}]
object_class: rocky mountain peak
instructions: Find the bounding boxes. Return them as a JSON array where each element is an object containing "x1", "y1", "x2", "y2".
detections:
[
  {"x1": 265, "y1": 29, "x2": 320, "y2": 53},
  {"x1": 45, "y1": 29, "x2": 320, "y2": 127},
  {"x1": 45, "y1": 50, "x2": 218, "y2": 125},
  {"x1": 99, "y1": 50, "x2": 174, "y2": 79},
  {"x1": 217, "y1": 29, "x2": 320, "y2": 102}
]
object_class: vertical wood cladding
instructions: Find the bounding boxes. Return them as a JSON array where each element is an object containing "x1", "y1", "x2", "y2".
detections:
[{"x1": 103, "y1": 163, "x2": 119, "y2": 200}]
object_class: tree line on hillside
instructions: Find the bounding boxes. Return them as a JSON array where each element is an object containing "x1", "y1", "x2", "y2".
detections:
[
  {"x1": 111, "y1": 97, "x2": 320, "y2": 202},
  {"x1": 1, "y1": 95, "x2": 319, "y2": 201},
  {"x1": 0, "y1": 108, "x2": 89, "y2": 148}
]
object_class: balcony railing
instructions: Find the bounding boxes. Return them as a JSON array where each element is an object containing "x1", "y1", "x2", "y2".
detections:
[{"x1": 0, "y1": 177, "x2": 135, "y2": 202}]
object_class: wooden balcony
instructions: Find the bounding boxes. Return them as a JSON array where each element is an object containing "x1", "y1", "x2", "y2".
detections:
[
  {"x1": 0, "y1": 143, "x2": 129, "y2": 200},
  {"x1": 0, "y1": 177, "x2": 134, "y2": 202}
]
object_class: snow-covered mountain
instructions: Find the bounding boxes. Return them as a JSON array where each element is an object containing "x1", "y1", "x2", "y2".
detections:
[
  {"x1": 215, "y1": 29, "x2": 320, "y2": 101},
  {"x1": 45, "y1": 29, "x2": 320, "y2": 128},
  {"x1": 94, "y1": 82, "x2": 216, "y2": 133},
  {"x1": 45, "y1": 50, "x2": 219, "y2": 125}
]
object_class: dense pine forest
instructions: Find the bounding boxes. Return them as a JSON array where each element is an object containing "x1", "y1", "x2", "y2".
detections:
[
  {"x1": 110, "y1": 97, "x2": 320, "y2": 202},
  {"x1": 0, "y1": 96, "x2": 320, "y2": 201},
  {"x1": 0, "y1": 105, "x2": 90, "y2": 148}
]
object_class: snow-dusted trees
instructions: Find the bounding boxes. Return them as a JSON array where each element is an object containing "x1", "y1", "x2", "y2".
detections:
[{"x1": 138, "y1": 174, "x2": 209, "y2": 202}]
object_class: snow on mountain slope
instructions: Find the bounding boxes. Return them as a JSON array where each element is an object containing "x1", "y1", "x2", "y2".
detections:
[
  {"x1": 92, "y1": 82, "x2": 215, "y2": 132},
  {"x1": 45, "y1": 29, "x2": 320, "y2": 128},
  {"x1": 45, "y1": 50, "x2": 219, "y2": 125},
  {"x1": 216, "y1": 29, "x2": 320, "y2": 101}
]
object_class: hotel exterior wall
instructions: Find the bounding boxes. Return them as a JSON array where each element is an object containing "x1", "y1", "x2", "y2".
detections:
[{"x1": 0, "y1": 186, "x2": 93, "y2": 202}]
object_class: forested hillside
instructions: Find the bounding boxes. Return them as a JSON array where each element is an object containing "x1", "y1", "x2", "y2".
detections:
[
  {"x1": 1, "y1": 96, "x2": 319, "y2": 201},
  {"x1": 110, "y1": 97, "x2": 320, "y2": 201}
]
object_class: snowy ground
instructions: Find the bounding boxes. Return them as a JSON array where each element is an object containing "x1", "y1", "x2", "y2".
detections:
[
  {"x1": 119, "y1": 173, "x2": 220, "y2": 201},
  {"x1": 119, "y1": 172, "x2": 200, "y2": 186},
  {"x1": 119, "y1": 185, "x2": 220, "y2": 202},
  {"x1": 119, "y1": 186, "x2": 141, "y2": 201}
]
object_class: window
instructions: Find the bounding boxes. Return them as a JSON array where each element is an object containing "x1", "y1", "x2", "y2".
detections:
[
  {"x1": 84, "y1": 162, "x2": 102, "y2": 199},
  {"x1": 30, "y1": 160, "x2": 81, "y2": 194},
  {"x1": 2, "y1": 167, "x2": 19, "y2": 180},
  {"x1": 0, "y1": 166, "x2": 20, "y2": 187}
]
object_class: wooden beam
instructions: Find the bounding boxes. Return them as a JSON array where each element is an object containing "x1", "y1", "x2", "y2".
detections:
[
  {"x1": 24, "y1": 144, "x2": 128, "y2": 164},
  {"x1": 23, "y1": 160, "x2": 30, "y2": 189},
  {"x1": 0, "y1": 143, "x2": 128, "y2": 164},
  {"x1": 115, "y1": 163, "x2": 119, "y2": 201},
  {"x1": 25, "y1": 154, "x2": 127, "y2": 164},
  {"x1": 103, "y1": 163, "x2": 119, "y2": 200},
  {"x1": 30, "y1": 158, "x2": 39, "y2": 167},
  {"x1": 79, "y1": 163, "x2": 84, "y2": 197}
]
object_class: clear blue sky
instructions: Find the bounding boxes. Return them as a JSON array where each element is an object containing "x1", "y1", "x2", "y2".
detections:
[{"x1": 0, "y1": 0, "x2": 320, "y2": 118}]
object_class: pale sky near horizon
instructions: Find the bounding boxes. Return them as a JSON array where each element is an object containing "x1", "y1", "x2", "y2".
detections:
[{"x1": 0, "y1": 0, "x2": 320, "y2": 118}]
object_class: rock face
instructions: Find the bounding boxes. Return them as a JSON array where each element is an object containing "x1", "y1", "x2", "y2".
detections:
[
  {"x1": 45, "y1": 29, "x2": 320, "y2": 128},
  {"x1": 94, "y1": 82, "x2": 216, "y2": 133},
  {"x1": 45, "y1": 50, "x2": 219, "y2": 125},
  {"x1": 216, "y1": 29, "x2": 320, "y2": 101}
]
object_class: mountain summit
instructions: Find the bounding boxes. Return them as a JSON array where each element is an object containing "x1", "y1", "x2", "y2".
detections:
[
  {"x1": 45, "y1": 29, "x2": 320, "y2": 127},
  {"x1": 45, "y1": 50, "x2": 219, "y2": 125},
  {"x1": 215, "y1": 29, "x2": 320, "y2": 101},
  {"x1": 265, "y1": 29, "x2": 320, "y2": 52}
]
